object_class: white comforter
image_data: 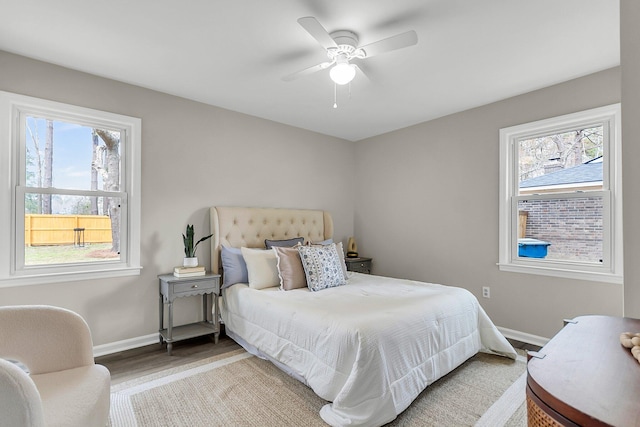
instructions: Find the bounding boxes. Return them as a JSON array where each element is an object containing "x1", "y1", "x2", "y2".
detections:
[{"x1": 222, "y1": 273, "x2": 516, "y2": 427}]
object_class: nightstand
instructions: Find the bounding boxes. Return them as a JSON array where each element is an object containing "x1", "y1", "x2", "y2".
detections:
[
  {"x1": 345, "y1": 257, "x2": 372, "y2": 274},
  {"x1": 158, "y1": 273, "x2": 221, "y2": 355}
]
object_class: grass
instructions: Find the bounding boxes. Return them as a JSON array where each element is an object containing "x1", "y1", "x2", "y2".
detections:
[{"x1": 25, "y1": 243, "x2": 119, "y2": 265}]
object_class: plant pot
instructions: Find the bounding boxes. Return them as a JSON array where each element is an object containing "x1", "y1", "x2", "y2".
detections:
[{"x1": 183, "y1": 257, "x2": 198, "y2": 267}]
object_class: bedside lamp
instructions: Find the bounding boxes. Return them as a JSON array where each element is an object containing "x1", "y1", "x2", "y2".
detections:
[{"x1": 347, "y1": 237, "x2": 358, "y2": 258}]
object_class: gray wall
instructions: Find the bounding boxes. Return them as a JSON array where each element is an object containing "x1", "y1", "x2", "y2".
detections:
[
  {"x1": 354, "y1": 67, "x2": 623, "y2": 340},
  {"x1": 0, "y1": 51, "x2": 355, "y2": 346},
  {"x1": 1, "y1": 5, "x2": 637, "y2": 348},
  {"x1": 622, "y1": 0, "x2": 640, "y2": 319}
]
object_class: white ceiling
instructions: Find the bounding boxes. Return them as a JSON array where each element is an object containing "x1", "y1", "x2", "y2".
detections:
[{"x1": 0, "y1": 0, "x2": 619, "y2": 141}]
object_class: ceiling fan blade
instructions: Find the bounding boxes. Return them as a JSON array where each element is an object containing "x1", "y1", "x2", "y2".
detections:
[
  {"x1": 282, "y1": 61, "x2": 333, "y2": 82},
  {"x1": 359, "y1": 30, "x2": 418, "y2": 58},
  {"x1": 353, "y1": 64, "x2": 370, "y2": 83},
  {"x1": 297, "y1": 17, "x2": 338, "y2": 50}
]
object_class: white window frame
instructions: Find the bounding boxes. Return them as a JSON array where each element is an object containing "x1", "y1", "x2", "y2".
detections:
[
  {"x1": 498, "y1": 104, "x2": 622, "y2": 284},
  {"x1": 0, "y1": 91, "x2": 142, "y2": 287}
]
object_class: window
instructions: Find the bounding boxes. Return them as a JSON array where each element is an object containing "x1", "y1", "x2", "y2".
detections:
[
  {"x1": 499, "y1": 104, "x2": 622, "y2": 284},
  {"x1": 0, "y1": 91, "x2": 141, "y2": 286}
]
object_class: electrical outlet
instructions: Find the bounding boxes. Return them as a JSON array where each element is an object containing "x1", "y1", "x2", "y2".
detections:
[{"x1": 482, "y1": 286, "x2": 490, "y2": 298}]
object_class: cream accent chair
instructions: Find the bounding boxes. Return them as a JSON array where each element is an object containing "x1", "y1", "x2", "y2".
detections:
[{"x1": 0, "y1": 305, "x2": 111, "y2": 427}]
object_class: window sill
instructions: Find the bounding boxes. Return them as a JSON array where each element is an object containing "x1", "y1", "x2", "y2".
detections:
[
  {"x1": 498, "y1": 262, "x2": 622, "y2": 285},
  {"x1": 0, "y1": 266, "x2": 142, "y2": 288}
]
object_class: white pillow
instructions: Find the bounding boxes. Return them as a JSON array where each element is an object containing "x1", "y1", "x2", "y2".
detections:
[{"x1": 240, "y1": 247, "x2": 279, "y2": 290}]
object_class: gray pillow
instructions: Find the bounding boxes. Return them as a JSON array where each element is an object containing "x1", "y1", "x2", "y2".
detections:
[
  {"x1": 221, "y1": 246, "x2": 248, "y2": 288},
  {"x1": 313, "y1": 238, "x2": 333, "y2": 245},
  {"x1": 265, "y1": 237, "x2": 304, "y2": 249}
]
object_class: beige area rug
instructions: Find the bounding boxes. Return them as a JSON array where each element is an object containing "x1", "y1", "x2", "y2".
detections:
[{"x1": 109, "y1": 348, "x2": 527, "y2": 427}]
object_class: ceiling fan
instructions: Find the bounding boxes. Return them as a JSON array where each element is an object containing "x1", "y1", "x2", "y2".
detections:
[{"x1": 283, "y1": 16, "x2": 418, "y2": 86}]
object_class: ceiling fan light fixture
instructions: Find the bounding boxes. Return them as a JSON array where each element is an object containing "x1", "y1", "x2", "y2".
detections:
[{"x1": 330, "y1": 57, "x2": 356, "y2": 85}]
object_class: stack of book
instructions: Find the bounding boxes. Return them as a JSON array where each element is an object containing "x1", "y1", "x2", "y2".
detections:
[{"x1": 173, "y1": 265, "x2": 206, "y2": 277}]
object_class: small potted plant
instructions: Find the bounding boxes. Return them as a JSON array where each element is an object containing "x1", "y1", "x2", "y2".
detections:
[{"x1": 182, "y1": 224, "x2": 213, "y2": 267}]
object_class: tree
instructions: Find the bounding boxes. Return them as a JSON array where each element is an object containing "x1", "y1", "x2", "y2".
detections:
[
  {"x1": 42, "y1": 120, "x2": 53, "y2": 214},
  {"x1": 518, "y1": 126, "x2": 603, "y2": 182},
  {"x1": 24, "y1": 148, "x2": 39, "y2": 214},
  {"x1": 26, "y1": 122, "x2": 44, "y2": 214},
  {"x1": 90, "y1": 132, "x2": 99, "y2": 215},
  {"x1": 93, "y1": 129, "x2": 121, "y2": 253}
]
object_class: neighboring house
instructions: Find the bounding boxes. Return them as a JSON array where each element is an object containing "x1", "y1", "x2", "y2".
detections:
[
  {"x1": 518, "y1": 157, "x2": 603, "y2": 262},
  {"x1": 519, "y1": 156, "x2": 603, "y2": 195}
]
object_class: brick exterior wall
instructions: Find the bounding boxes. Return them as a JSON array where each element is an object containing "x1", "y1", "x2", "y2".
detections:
[{"x1": 518, "y1": 197, "x2": 603, "y2": 262}]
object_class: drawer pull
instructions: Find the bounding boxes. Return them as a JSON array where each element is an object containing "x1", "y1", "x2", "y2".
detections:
[{"x1": 191, "y1": 284, "x2": 198, "y2": 289}]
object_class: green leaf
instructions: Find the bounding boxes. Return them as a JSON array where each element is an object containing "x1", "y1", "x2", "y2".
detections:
[{"x1": 182, "y1": 225, "x2": 212, "y2": 258}]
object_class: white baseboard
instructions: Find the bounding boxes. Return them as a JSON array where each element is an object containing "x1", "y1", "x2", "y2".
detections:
[
  {"x1": 93, "y1": 333, "x2": 159, "y2": 358},
  {"x1": 498, "y1": 326, "x2": 549, "y2": 348}
]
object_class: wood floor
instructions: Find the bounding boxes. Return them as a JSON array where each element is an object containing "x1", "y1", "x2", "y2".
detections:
[
  {"x1": 95, "y1": 332, "x2": 241, "y2": 385},
  {"x1": 96, "y1": 331, "x2": 538, "y2": 386}
]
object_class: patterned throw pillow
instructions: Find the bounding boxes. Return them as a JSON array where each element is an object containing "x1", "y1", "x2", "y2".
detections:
[
  {"x1": 311, "y1": 240, "x2": 348, "y2": 280},
  {"x1": 297, "y1": 243, "x2": 346, "y2": 291}
]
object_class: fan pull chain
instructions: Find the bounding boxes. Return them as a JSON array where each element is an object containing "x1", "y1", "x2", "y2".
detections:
[{"x1": 333, "y1": 83, "x2": 338, "y2": 109}]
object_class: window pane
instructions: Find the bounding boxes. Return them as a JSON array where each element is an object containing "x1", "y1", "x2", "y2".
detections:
[
  {"x1": 25, "y1": 116, "x2": 121, "y2": 193},
  {"x1": 517, "y1": 197, "x2": 602, "y2": 263},
  {"x1": 518, "y1": 126, "x2": 603, "y2": 195},
  {"x1": 24, "y1": 194, "x2": 121, "y2": 266}
]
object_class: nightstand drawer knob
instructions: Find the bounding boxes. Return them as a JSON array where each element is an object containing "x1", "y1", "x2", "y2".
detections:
[{"x1": 192, "y1": 284, "x2": 198, "y2": 288}]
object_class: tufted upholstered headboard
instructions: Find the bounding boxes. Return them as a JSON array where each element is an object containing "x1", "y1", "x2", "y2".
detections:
[{"x1": 210, "y1": 206, "x2": 333, "y2": 275}]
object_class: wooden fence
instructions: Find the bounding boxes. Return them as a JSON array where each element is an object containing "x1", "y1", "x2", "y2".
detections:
[
  {"x1": 25, "y1": 214, "x2": 112, "y2": 246},
  {"x1": 518, "y1": 210, "x2": 528, "y2": 238}
]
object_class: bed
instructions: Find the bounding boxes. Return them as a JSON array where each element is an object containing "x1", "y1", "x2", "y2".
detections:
[{"x1": 210, "y1": 206, "x2": 516, "y2": 427}]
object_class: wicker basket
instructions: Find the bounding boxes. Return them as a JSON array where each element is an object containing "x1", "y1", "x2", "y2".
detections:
[{"x1": 527, "y1": 395, "x2": 563, "y2": 427}]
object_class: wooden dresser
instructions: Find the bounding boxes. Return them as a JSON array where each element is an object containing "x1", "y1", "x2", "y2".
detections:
[{"x1": 526, "y1": 315, "x2": 640, "y2": 426}]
